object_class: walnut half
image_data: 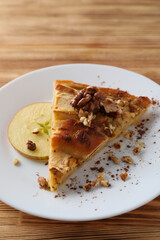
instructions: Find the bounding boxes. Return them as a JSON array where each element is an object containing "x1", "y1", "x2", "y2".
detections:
[{"x1": 27, "y1": 140, "x2": 36, "y2": 151}]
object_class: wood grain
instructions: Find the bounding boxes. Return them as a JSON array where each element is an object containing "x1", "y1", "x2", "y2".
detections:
[{"x1": 0, "y1": 0, "x2": 160, "y2": 239}]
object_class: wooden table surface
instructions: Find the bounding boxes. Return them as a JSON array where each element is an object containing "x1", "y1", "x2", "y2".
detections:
[{"x1": 0, "y1": 0, "x2": 160, "y2": 239}]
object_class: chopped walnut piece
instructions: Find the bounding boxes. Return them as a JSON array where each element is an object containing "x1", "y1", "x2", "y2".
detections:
[
  {"x1": 80, "y1": 116, "x2": 89, "y2": 126},
  {"x1": 104, "y1": 127, "x2": 112, "y2": 137},
  {"x1": 77, "y1": 94, "x2": 92, "y2": 108},
  {"x1": 93, "y1": 173, "x2": 110, "y2": 188},
  {"x1": 121, "y1": 156, "x2": 134, "y2": 164},
  {"x1": 124, "y1": 130, "x2": 135, "y2": 140},
  {"x1": 100, "y1": 179, "x2": 110, "y2": 187},
  {"x1": 32, "y1": 128, "x2": 40, "y2": 134},
  {"x1": 102, "y1": 101, "x2": 120, "y2": 117},
  {"x1": 83, "y1": 182, "x2": 92, "y2": 192},
  {"x1": 71, "y1": 89, "x2": 85, "y2": 108},
  {"x1": 71, "y1": 86, "x2": 122, "y2": 127},
  {"x1": 88, "y1": 112, "x2": 96, "y2": 123},
  {"x1": 13, "y1": 158, "x2": 20, "y2": 166},
  {"x1": 80, "y1": 112, "x2": 96, "y2": 127},
  {"x1": 92, "y1": 179, "x2": 98, "y2": 187},
  {"x1": 78, "y1": 109, "x2": 88, "y2": 118},
  {"x1": 120, "y1": 172, "x2": 128, "y2": 181},
  {"x1": 27, "y1": 140, "x2": 36, "y2": 151},
  {"x1": 92, "y1": 172, "x2": 105, "y2": 186},
  {"x1": 109, "y1": 153, "x2": 120, "y2": 164},
  {"x1": 116, "y1": 99, "x2": 126, "y2": 106},
  {"x1": 133, "y1": 146, "x2": 141, "y2": 155},
  {"x1": 85, "y1": 86, "x2": 98, "y2": 95},
  {"x1": 133, "y1": 142, "x2": 141, "y2": 155},
  {"x1": 130, "y1": 113, "x2": 136, "y2": 118},
  {"x1": 129, "y1": 102, "x2": 139, "y2": 113},
  {"x1": 109, "y1": 123, "x2": 115, "y2": 131},
  {"x1": 137, "y1": 141, "x2": 146, "y2": 148},
  {"x1": 71, "y1": 85, "x2": 123, "y2": 128},
  {"x1": 71, "y1": 86, "x2": 105, "y2": 114},
  {"x1": 105, "y1": 97, "x2": 113, "y2": 103},
  {"x1": 113, "y1": 142, "x2": 121, "y2": 149},
  {"x1": 72, "y1": 87, "x2": 104, "y2": 126},
  {"x1": 37, "y1": 176, "x2": 49, "y2": 190}
]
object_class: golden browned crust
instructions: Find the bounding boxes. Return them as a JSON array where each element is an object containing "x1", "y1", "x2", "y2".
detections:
[
  {"x1": 51, "y1": 119, "x2": 106, "y2": 156},
  {"x1": 55, "y1": 84, "x2": 76, "y2": 94},
  {"x1": 54, "y1": 80, "x2": 151, "y2": 107}
]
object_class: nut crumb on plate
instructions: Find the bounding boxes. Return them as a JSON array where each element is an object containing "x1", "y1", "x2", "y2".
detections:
[
  {"x1": 113, "y1": 142, "x2": 122, "y2": 149},
  {"x1": 137, "y1": 141, "x2": 146, "y2": 148},
  {"x1": 83, "y1": 182, "x2": 92, "y2": 192},
  {"x1": 83, "y1": 173, "x2": 110, "y2": 191},
  {"x1": 13, "y1": 158, "x2": 20, "y2": 166},
  {"x1": 120, "y1": 172, "x2": 128, "y2": 181},
  {"x1": 37, "y1": 176, "x2": 49, "y2": 190},
  {"x1": 100, "y1": 179, "x2": 110, "y2": 187},
  {"x1": 93, "y1": 173, "x2": 110, "y2": 188},
  {"x1": 133, "y1": 142, "x2": 141, "y2": 155},
  {"x1": 124, "y1": 130, "x2": 135, "y2": 140},
  {"x1": 109, "y1": 153, "x2": 120, "y2": 164},
  {"x1": 121, "y1": 156, "x2": 134, "y2": 164}
]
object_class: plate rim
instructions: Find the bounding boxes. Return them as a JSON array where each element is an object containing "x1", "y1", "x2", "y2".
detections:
[
  {"x1": 0, "y1": 186, "x2": 159, "y2": 221},
  {"x1": 1, "y1": 63, "x2": 160, "y2": 92},
  {"x1": 0, "y1": 63, "x2": 160, "y2": 221}
]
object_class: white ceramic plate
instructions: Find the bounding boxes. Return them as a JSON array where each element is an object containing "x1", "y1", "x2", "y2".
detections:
[{"x1": 0, "y1": 64, "x2": 160, "y2": 221}]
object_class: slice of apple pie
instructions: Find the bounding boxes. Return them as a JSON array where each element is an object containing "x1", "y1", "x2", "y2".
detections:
[{"x1": 48, "y1": 80, "x2": 151, "y2": 191}]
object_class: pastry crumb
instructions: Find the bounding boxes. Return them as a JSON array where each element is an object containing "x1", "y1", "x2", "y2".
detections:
[
  {"x1": 120, "y1": 172, "x2": 128, "y2": 181},
  {"x1": 121, "y1": 156, "x2": 134, "y2": 164},
  {"x1": 109, "y1": 153, "x2": 119, "y2": 164},
  {"x1": 13, "y1": 158, "x2": 20, "y2": 166}
]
